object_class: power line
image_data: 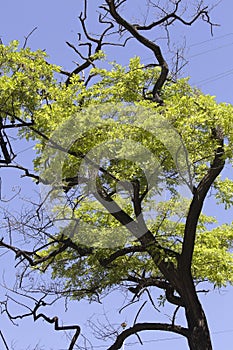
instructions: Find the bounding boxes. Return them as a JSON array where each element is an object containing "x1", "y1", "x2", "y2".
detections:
[
  {"x1": 59, "y1": 328, "x2": 233, "y2": 349},
  {"x1": 189, "y1": 32, "x2": 233, "y2": 47},
  {"x1": 138, "y1": 32, "x2": 233, "y2": 65},
  {"x1": 124, "y1": 328, "x2": 233, "y2": 347},
  {"x1": 192, "y1": 68, "x2": 233, "y2": 86},
  {"x1": 212, "y1": 329, "x2": 233, "y2": 335},
  {"x1": 16, "y1": 145, "x2": 34, "y2": 155},
  {"x1": 189, "y1": 41, "x2": 233, "y2": 59}
]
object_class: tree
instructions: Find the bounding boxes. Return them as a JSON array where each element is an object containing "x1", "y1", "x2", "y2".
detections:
[{"x1": 0, "y1": 1, "x2": 232, "y2": 349}]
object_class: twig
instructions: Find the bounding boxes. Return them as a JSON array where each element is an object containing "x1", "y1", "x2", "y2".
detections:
[
  {"x1": 0, "y1": 330, "x2": 9, "y2": 350},
  {"x1": 23, "y1": 27, "x2": 38, "y2": 49}
]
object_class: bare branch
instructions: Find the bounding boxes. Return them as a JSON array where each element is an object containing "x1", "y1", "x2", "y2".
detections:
[
  {"x1": 23, "y1": 27, "x2": 38, "y2": 49},
  {"x1": 1, "y1": 295, "x2": 80, "y2": 350},
  {"x1": 0, "y1": 330, "x2": 9, "y2": 350},
  {"x1": 0, "y1": 235, "x2": 92, "y2": 270},
  {"x1": 133, "y1": 301, "x2": 147, "y2": 325},
  {"x1": 105, "y1": 0, "x2": 168, "y2": 104},
  {"x1": 127, "y1": 275, "x2": 184, "y2": 307},
  {"x1": 107, "y1": 322, "x2": 189, "y2": 350},
  {"x1": 134, "y1": 4, "x2": 218, "y2": 31},
  {"x1": 65, "y1": 2, "x2": 114, "y2": 86},
  {"x1": 0, "y1": 164, "x2": 40, "y2": 183}
]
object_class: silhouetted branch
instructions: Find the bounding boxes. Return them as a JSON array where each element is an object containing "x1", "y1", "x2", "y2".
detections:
[
  {"x1": 104, "y1": 0, "x2": 168, "y2": 104},
  {"x1": 1, "y1": 295, "x2": 80, "y2": 350},
  {"x1": 0, "y1": 236, "x2": 92, "y2": 270},
  {"x1": 127, "y1": 275, "x2": 184, "y2": 306},
  {"x1": 23, "y1": 27, "x2": 38, "y2": 49},
  {"x1": 135, "y1": 1, "x2": 217, "y2": 31},
  {"x1": 0, "y1": 330, "x2": 9, "y2": 350},
  {"x1": 107, "y1": 322, "x2": 189, "y2": 350},
  {"x1": 180, "y1": 126, "x2": 225, "y2": 272}
]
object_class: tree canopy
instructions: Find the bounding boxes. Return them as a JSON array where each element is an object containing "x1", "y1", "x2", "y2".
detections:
[{"x1": 0, "y1": 1, "x2": 233, "y2": 350}]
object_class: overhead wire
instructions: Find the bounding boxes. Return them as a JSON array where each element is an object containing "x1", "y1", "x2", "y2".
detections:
[
  {"x1": 138, "y1": 32, "x2": 233, "y2": 65},
  {"x1": 192, "y1": 68, "x2": 233, "y2": 87},
  {"x1": 189, "y1": 32, "x2": 233, "y2": 47},
  {"x1": 124, "y1": 328, "x2": 233, "y2": 347},
  {"x1": 136, "y1": 32, "x2": 233, "y2": 87},
  {"x1": 189, "y1": 41, "x2": 233, "y2": 59},
  {"x1": 59, "y1": 327, "x2": 233, "y2": 349}
]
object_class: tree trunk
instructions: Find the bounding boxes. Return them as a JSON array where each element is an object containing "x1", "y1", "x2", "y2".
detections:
[
  {"x1": 181, "y1": 272, "x2": 213, "y2": 350},
  {"x1": 186, "y1": 307, "x2": 213, "y2": 350}
]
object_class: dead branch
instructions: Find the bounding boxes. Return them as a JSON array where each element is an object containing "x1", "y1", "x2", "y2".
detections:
[
  {"x1": 135, "y1": 1, "x2": 218, "y2": 32},
  {"x1": 65, "y1": 1, "x2": 114, "y2": 86},
  {"x1": 127, "y1": 275, "x2": 184, "y2": 307},
  {"x1": 1, "y1": 294, "x2": 80, "y2": 350},
  {"x1": 0, "y1": 330, "x2": 9, "y2": 350},
  {"x1": 23, "y1": 27, "x2": 38, "y2": 49},
  {"x1": 104, "y1": 0, "x2": 168, "y2": 104}
]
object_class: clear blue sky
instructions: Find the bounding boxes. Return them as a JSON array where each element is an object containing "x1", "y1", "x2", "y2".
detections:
[{"x1": 0, "y1": 1, "x2": 233, "y2": 349}]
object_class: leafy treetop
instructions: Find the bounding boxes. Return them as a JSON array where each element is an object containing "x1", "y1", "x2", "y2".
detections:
[{"x1": 0, "y1": 42, "x2": 233, "y2": 301}]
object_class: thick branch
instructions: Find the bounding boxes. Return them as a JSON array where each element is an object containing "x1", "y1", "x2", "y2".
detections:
[
  {"x1": 107, "y1": 322, "x2": 189, "y2": 350},
  {"x1": 0, "y1": 236, "x2": 92, "y2": 268},
  {"x1": 105, "y1": 0, "x2": 169, "y2": 104},
  {"x1": 127, "y1": 275, "x2": 184, "y2": 306},
  {"x1": 180, "y1": 128, "x2": 225, "y2": 272},
  {"x1": 1, "y1": 296, "x2": 80, "y2": 350},
  {"x1": 99, "y1": 245, "x2": 146, "y2": 266},
  {"x1": 95, "y1": 190, "x2": 181, "y2": 289},
  {"x1": 135, "y1": 4, "x2": 214, "y2": 30}
]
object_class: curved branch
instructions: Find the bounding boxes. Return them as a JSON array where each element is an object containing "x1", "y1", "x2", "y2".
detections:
[
  {"x1": 105, "y1": 0, "x2": 169, "y2": 104},
  {"x1": 134, "y1": 5, "x2": 216, "y2": 30},
  {"x1": 99, "y1": 245, "x2": 146, "y2": 266},
  {"x1": 0, "y1": 236, "x2": 92, "y2": 269},
  {"x1": 107, "y1": 322, "x2": 189, "y2": 350},
  {"x1": 180, "y1": 127, "x2": 225, "y2": 272},
  {"x1": 127, "y1": 275, "x2": 184, "y2": 307},
  {"x1": 1, "y1": 295, "x2": 80, "y2": 350},
  {"x1": 34, "y1": 310, "x2": 80, "y2": 350},
  {"x1": 65, "y1": 2, "x2": 114, "y2": 86}
]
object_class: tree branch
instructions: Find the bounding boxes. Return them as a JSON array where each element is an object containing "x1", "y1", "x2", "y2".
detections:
[
  {"x1": 65, "y1": 2, "x2": 114, "y2": 86},
  {"x1": 180, "y1": 127, "x2": 225, "y2": 272},
  {"x1": 127, "y1": 275, "x2": 184, "y2": 306},
  {"x1": 107, "y1": 322, "x2": 189, "y2": 350},
  {"x1": 99, "y1": 245, "x2": 146, "y2": 266},
  {"x1": 134, "y1": 4, "x2": 216, "y2": 30},
  {"x1": 1, "y1": 295, "x2": 80, "y2": 350},
  {"x1": 0, "y1": 236, "x2": 92, "y2": 269},
  {"x1": 105, "y1": 0, "x2": 169, "y2": 104}
]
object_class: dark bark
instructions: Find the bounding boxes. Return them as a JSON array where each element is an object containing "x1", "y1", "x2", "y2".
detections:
[
  {"x1": 107, "y1": 322, "x2": 189, "y2": 350},
  {"x1": 181, "y1": 272, "x2": 213, "y2": 350},
  {"x1": 0, "y1": 1, "x2": 225, "y2": 350}
]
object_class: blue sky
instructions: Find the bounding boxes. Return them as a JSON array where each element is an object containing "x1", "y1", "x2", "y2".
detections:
[{"x1": 0, "y1": 1, "x2": 233, "y2": 349}]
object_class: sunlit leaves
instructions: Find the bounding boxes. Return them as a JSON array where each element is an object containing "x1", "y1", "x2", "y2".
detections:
[
  {"x1": 0, "y1": 41, "x2": 60, "y2": 122},
  {"x1": 1, "y1": 42, "x2": 233, "y2": 295}
]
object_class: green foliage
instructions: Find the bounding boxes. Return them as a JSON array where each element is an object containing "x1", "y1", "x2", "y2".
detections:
[
  {"x1": 214, "y1": 177, "x2": 233, "y2": 209},
  {"x1": 1, "y1": 42, "x2": 233, "y2": 298},
  {"x1": 0, "y1": 41, "x2": 60, "y2": 122}
]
